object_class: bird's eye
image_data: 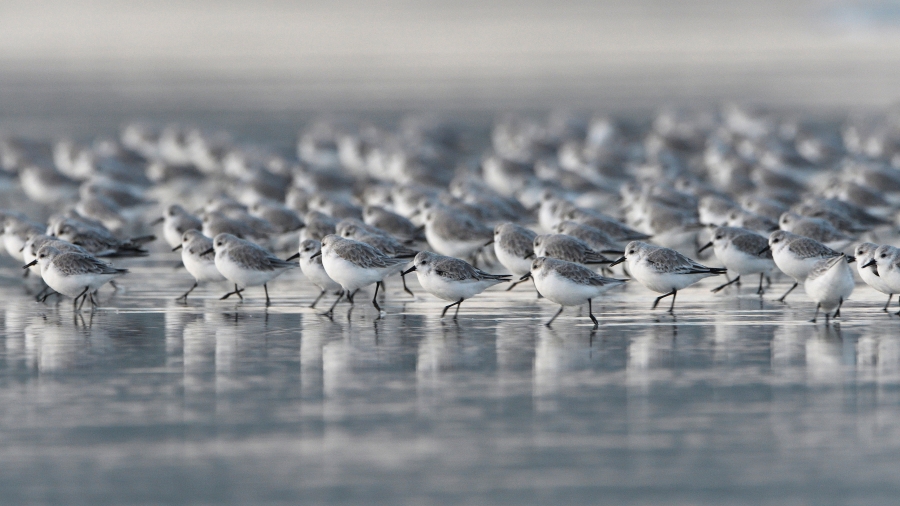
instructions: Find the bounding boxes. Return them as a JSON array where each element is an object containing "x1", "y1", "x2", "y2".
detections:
[
  {"x1": 420, "y1": 261, "x2": 426, "y2": 265},
  {"x1": 773, "y1": 239, "x2": 779, "y2": 243},
  {"x1": 628, "y1": 249, "x2": 634, "y2": 254},
  {"x1": 882, "y1": 254, "x2": 887, "y2": 258}
]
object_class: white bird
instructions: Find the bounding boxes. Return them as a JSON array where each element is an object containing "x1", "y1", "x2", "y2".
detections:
[
  {"x1": 611, "y1": 241, "x2": 725, "y2": 312},
  {"x1": 523, "y1": 257, "x2": 626, "y2": 327},
  {"x1": 698, "y1": 226, "x2": 775, "y2": 295},
  {"x1": 317, "y1": 234, "x2": 409, "y2": 315},
  {"x1": 173, "y1": 230, "x2": 226, "y2": 301},
  {"x1": 402, "y1": 251, "x2": 510, "y2": 319},
  {"x1": 856, "y1": 243, "x2": 895, "y2": 312},
  {"x1": 805, "y1": 254, "x2": 854, "y2": 323},
  {"x1": 26, "y1": 245, "x2": 127, "y2": 309},
  {"x1": 286, "y1": 239, "x2": 342, "y2": 308},
  {"x1": 205, "y1": 233, "x2": 297, "y2": 305}
]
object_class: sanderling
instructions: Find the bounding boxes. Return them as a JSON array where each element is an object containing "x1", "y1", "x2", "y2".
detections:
[
  {"x1": 317, "y1": 234, "x2": 409, "y2": 315},
  {"x1": 778, "y1": 212, "x2": 855, "y2": 250},
  {"x1": 286, "y1": 239, "x2": 342, "y2": 308},
  {"x1": 805, "y1": 254, "x2": 854, "y2": 323},
  {"x1": 151, "y1": 204, "x2": 202, "y2": 249},
  {"x1": 533, "y1": 234, "x2": 612, "y2": 265},
  {"x1": 51, "y1": 218, "x2": 154, "y2": 257},
  {"x1": 551, "y1": 221, "x2": 623, "y2": 255},
  {"x1": 564, "y1": 208, "x2": 651, "y2": 242},
  {"x1": 201, "y1": 211, "x2": 270, "y2": 242},
  {"x1": 762, "y1": 230, "x2": 851, "y2": 302},
  {"x1": 611, "y1": 241, "x2": 726, "y2": 312},
  {"x1": 869, "y1": 245, "x2": 900, "y2": 314},
  {"x1": 26, "y1": 244, "x2": 127, "y2": 309},
  {"x1": 362, "y1": 205, "x2": 424, "y2": 243},
  {"x1": 491, "y1": 222, "x2": 538, "y2": 290},
  {"x1": 249, "y1": 201, "x2": 305, "y2": 234},
  {"x1": 402, "y1": 251, "x2": 510, "y2": 319},
  {"x1": 522, "y1": 257, "x2": 626, "y2": 327},
  {"x1": 4, "y1": 216, "x2": 44, "y2": 262},
  {"x1": 173, "y1": 230, "x2": 226, "y2": 300},
  {"x1": 421, "y1": 206, "x2": 492, "y2": 260},
  {"x1": 698, "y1": 226, "x2": 775, "y2": 294},
  {"x1": 204, "y1": 233, "x2": 297, "y2": 305},
  {"x1": 337, "y1": 222, "x2": 417, "y2": 297},
  {"x1": 855, "y1": 243, "x2": 894, "y2": 311}
]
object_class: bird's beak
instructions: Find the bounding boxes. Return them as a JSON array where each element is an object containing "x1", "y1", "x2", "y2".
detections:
[
  {"x1": 697, "y1": 241, "x2": 713, "y2": 253},
  {"x1": 484, "y1": 239, "x2": 494, "y2": 247},
  {"x1": 519, "y1": 272, "x2": 532, "y2": 281},
  {"x1": 149, "y1": 216, "x2": 164, "y2": 226},
  {"x1": 401, "y1": 266, "x2": 417, "y2": 276},
  {"x1": 18, "y1": 245, "x2": 25, "y2": 252},
  {"x1": 862, "y1": 259, "x2": 876, "y2": 269},
  {"x1": 172, "y1": 244, "x2": 182, "y2": 251},
  {"x1": 525, "y1": 252, "x2": 535, "y2": 259},
  {"x1": 200, "y1": 248, "x2": 214, "y2": 256},
  {"x1": 311, "y1": 251, "x2": 321, "y2": 259},
  {"x1": 286, "y1": 252, "x2": 300, "y2": 261},
  {"x1": 758, "y1": 245, "x2": 770, "y2": 255},
  {"x1": 23, "y1": 260, "x2": 37, "y2": 269},
  {"x1": 610, "y1": 256, "x2": 626, "y2": 266}
]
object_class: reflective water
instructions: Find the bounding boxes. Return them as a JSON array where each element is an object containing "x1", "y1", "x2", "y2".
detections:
[{"x1": 1, "y1": 261, "x2": 898, "y2": 505}]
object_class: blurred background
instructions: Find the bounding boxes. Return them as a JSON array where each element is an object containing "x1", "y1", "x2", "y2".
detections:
[{"x1": 3, "y1": 0, "x2": 900, "y2": 122}]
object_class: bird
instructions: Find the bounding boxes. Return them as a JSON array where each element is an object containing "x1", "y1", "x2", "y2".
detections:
[
  {"x1": 805, "y1": 254, "x2": 854, "y2": 323},
  {"x1": 522, "y1": 257, "x2": 626, "y2": 327},
  {"x1": 204, "y1": 233, "x2": 297, "y2": 305},
  {"x1": 855, "y1": 243, "x2": 895, "y2": 312},
  {"x1": 317, "y1": 235, "x2": 409, "y2": 315},
  {"x1": 762, "y1": 230, "x2": 851, "y2": 302},
  {"x1": 286, "y1": 239, "x2": 342, "y2": 308},
  {"x1": 491, "y1": 222, "x2": 538, "y2": 291},
  {"x1": 173, "y1": 230, "x2": 226, "y2": 300},
  {"x1": 611, "y1": 241, "x2": 726, "y2": 312},
  {"x1": 402, "y1": 251, "x2": 510, "y2": 319},
  {"x1": 698, "y1": 226, "x2": 775, "y2": 295},
  {"x1": 26, "y1": 244, "x2": 127, "y2": 309}
]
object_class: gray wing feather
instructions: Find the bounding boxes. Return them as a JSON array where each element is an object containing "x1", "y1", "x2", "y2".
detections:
[
  {"x1": 334, "y1": 240, "x2": 406, "y2": 269},
  {"x1": 431, "y1": 256, "x2": 509, "y2": 281},
  {"x1": 646, "y1": 247, "x2": 715, "y2": 274},
  {"x1": 227, "y1": 245, "x2": 296, "y2": 271},
  {"x1": 553, "y1": 261, "x2": 624, "y2": 287},
  {"x1": 54, "y1": 253, "x2": 125, "y2": 276},
  {"x1": 788, "y1": 238, "x2": 840, "y2": 259},
  {"x1": 499, "y1": 229, "x2": 537, "y2": 258},
  {"x1": 731, "y1": 233, "x2": 772, "y2": 258}
]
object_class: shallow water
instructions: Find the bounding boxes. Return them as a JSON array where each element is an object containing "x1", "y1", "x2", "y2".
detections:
[{"x1": 1, "y1": 259, "x2": 899, "y2": 505}]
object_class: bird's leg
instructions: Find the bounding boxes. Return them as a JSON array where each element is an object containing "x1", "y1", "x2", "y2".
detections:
[
  {"x1": 757, "y1": 273, "x2": 765, "y2": 296},
  {"x1": 76, "y1": 287, "x2": 90, "y2": 310},
  {"x1": 546, "y1": 306, "x2": 564, "y2": 327},
  {"x1": 401, "y1": 273, "x2": 415, "y2": 297},
  {"x1": 347, "y1": 289, "x2": 357, "y2": 304},
  {"x1": 588, "y1": 299, "x2": 598, "y2": 328},
  {"x1": 177, "y1": 281, "x2": 198, "y2": 301},
  {"x1": 220, "y1": 284, "x2": 244, "y2": 300},
  {"x1": 453, "y1": 298, "x2": 464, "y2": 319},
  {"x1": 834, "y1": 297, "x2": 843, "y2": 319},
  {"x1": 777, "y1": 282, "x2": 798, "y2": 302},
  {"x1": 669, "y1": 290, "x2": 678, "y2": 312},
  {"x1": 371, "y1": 282, "x2": 382, "y2": 312},
  {"x1": 505, "y1": 277, "x2": 528, "y2": 291},
  {"x1": 264, "y1": 284, "x2": 270, "y2": 306},
  {"x1": 310, "y1": 289, "x2": 326, "y2": 309},
  {"x1": 711, "y1": 275, "x2": 741, "y2": 293},
  {"x1": 810, "y1": 303, "x2": 820, "y2": 323},
  {"x1": 323, "y1": 290, "x2": 344, "y2": 317},
  {"x1": 883, "y1": 294, "x2": 893, "y2": 312},
  {"x1": 440, "y1": 298, "x2": 464, "y2": 319},
  {"x1": 651, "y1": 290, "x2": 676, "y2": 310}
]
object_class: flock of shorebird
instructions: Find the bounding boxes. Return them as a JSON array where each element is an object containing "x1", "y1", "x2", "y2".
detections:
[{"x1": 3, "y1": 106, "x2": 900, "y2": 327}]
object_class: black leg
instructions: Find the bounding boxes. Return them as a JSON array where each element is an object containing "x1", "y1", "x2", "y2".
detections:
[
  {"x1": 546, "y1": 306, "x2": 564, "y2": 327},
  {"x1": 372, "y1": 282, "x2": 382, "y2": 312},
  {"x1": 651, "y1": 290, "x2": 676, "y2": 310},
  {"x1": 220, "y1": 284, "x2": 244, "y2": 300},
  {"x1": 884, "y1": 294, "x2": 893, "y2": 312},
  {"x1": 505, "y1": 278, "x2": 528, "y2": 291},
  {"x1": 89, "y1": 292, "x2": 98, "y2": 308},
  {"x1": 757, "y1": 273, "x2": 765, "y2": 296},
  {"x1": 777, "y1": 282, "x2": 798, "y2": 302},
  {"x1": 310, "y1": 289, "x2": 326, "y2": 309},
  {"x1": 834, "y1": 297, "x2": 843, "y2": 319},
  {"x1": 440, "y1": 298, "x2": 464, "y2": 318},
  {"x1": 588, "y1": 299, "x2": 598, "y2": 328},
  {"x1": 39, "y1": 289, "x2": 58, "y2": 303},
  {"x1": 264, "y1": 284, "x2": 270, "y2": 306},
  {"x1": 177, "y1": 281, "x2": 198, "y2": 301},
  {"x1": 324, "y1": 290, "x2": 344, "y2": 316},
  {"x1": 76, "y1": 287, "x2": 90, "y2": 310},
  {"x1": 669, "y1": 290, "x2": 678, "y2": 312},
  {"x1": 347, "y1": 289, "x2": 357, "y2": 304},
  {"x1": 810, "y1": 303, "x2": 820, "y2": 323},
  {"x1": 711, "y1": 275, "x2": 741, "y2": 293},
  {"x1": 453, "y1": 299, "x2": 463, "y2": 319},
  {"x1": 401, "y1": 273, "x2": 415, "y2": 297}
]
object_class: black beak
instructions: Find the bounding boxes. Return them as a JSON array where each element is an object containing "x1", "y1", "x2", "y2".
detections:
[
  {"x1": 525, "y1": 252, "x2": 535, "y2": 259},
  {"x1": 18, "y1": 245, "x2": 25, "y2": 252},
  {"x1": 862, "y1": 259, "x2": 876, "y2": 269},
  {"x1": 172, "y1": 244, "x2": 182, "y2": 251},
  {"x1": 200, "y1": 248, "x2": 214, "y2": 256},
  {"x1": 311, "y1": 251, "x2": 321, "y2": 259},
  {"x1": 758, "y1": 245, "x2": 770, "y2": 255},
  {"x1": 149, "y1": 216, "x2": 164, "y2": 226},
  {"x1": 286, "y1": 252, "x2": 300, "y2": 261},
  {"x1": 484, "y1": 239, "x2": 494, "y2": 247},
  {"x1": 610, "y1": 256, "x2": 626, "y2": 266},
  {"x1": 23, "y1": 260, "x2": 37, "y2": 269},
  {"x1": 519, "y1": 272, "x2": 532, "y2": 281},
  {"x1": 698, "y1": 241, "x2": 713, "y2": 253},
  {"x1": 401, "y1": 266, "x2": 417, "y2": 276}
]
